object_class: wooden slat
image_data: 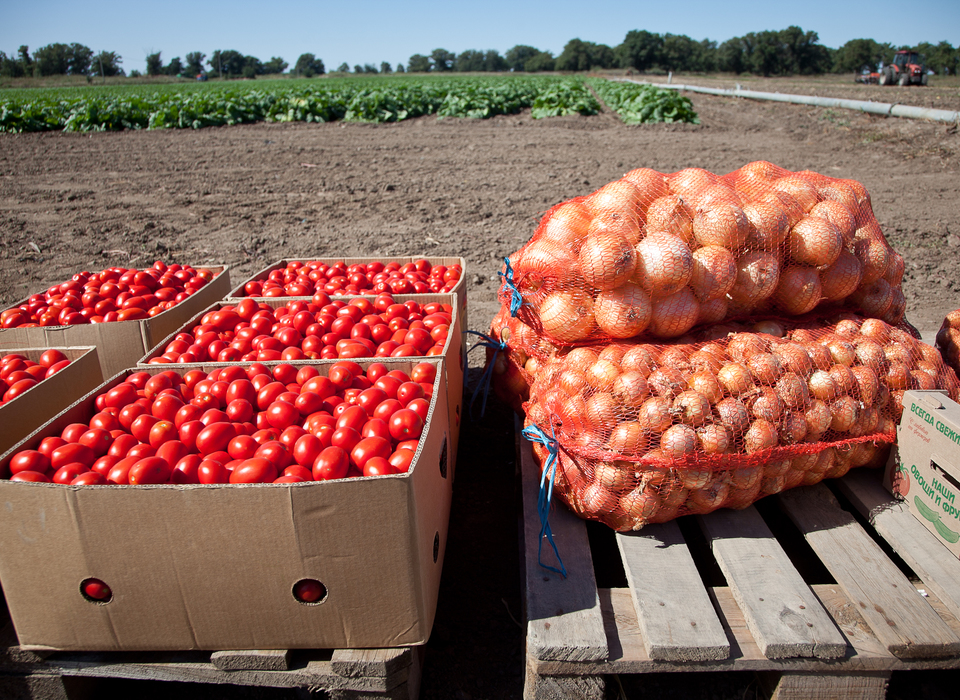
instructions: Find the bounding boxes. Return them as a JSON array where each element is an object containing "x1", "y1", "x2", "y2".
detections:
[
  {"x1": 837, "y1": 468, "x2": 960, "y2": 623},
  {"x1": 616, "y1": 522, "x2": 729, "y2": 661},
  {"x1": 331, "y1": 647, "x2": 413, "y2": 678},
  {"x1": 759, "y1": 670, "x2": 890, "y2": 700},
  {"x1": 778, "y1": 483, "x2": 960, "y2": 658},
  {"x1": 518, "y1": 430, "x2": 608, "y2": 663},
  {"x1": 697, "y1": 506, "x2": 846, "y2": 659},
  {"x1": 210, "y1": 649, "x2": 290, "y2": 671}
]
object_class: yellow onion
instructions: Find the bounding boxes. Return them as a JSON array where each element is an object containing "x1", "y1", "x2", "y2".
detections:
[
  {"x1": 634, "y1": 232, "x2": 693, "y2": 297},
  {"x1": 810, "y1": 200, "x2": 857, "y2": 246},
  {"x1": 648, "y1": 287, "x2": 700, "y2": 338},
  {"x1": 539, "y1": 290, "x2": 598, "y2": 343},
  {"x1": 578, "y1": 230, "x2": 637, "y2": 291},
  {"x1": 819, "y1": 249, "x2": 863, "y2": 302},
  {"x1": 586, "y1": 178, "x2": 644, "y2": 221},
  {"x1": 772, "y1": 265, "x2": 822, "y2": 315},
  {"x1": 644, "y1": 195, "x2": 694, "y2": 243},
  {"x1": 787, "y1": 216, "x2": 843, "y2": 268},
  {"x1": 594, "y1": 282, "x2": 652, "y2": 338},
  {"x1": 730, "y1": 250, "x2": 780, "y2": 306},
  {"x1": 668, "y1": 167, "x2": 718, "y2": 202},
  {"x1": 742, "y1": 199, "x2": 790, "y2": 251},
  {"x1": 772, "y1": 176, "x2": 819, "y2": 212},
  {"x1": 690, "y1": 246, "x2": 737, "y2": 302},
  {"x1": 622, "y1": 168, "x2": 669, "y2": 205},
  {"x1": 693, "y1": 202, "x2": 750, "y2": 251},
  {"x1": 539, "y1": 200, "x2": 592, "y2": 249}
]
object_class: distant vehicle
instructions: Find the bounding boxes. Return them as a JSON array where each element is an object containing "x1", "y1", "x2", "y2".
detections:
[
  {"x1": 879, "y1": 51, "x2": 928, "y2": 86},
  {"x1": 856, "y1": 68, "x2": 880, "y2": 84}
]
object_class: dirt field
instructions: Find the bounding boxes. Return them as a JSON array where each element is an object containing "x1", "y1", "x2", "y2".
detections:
[{"x1": 1, "y1": 82, "x2": 959, "y2": 698}]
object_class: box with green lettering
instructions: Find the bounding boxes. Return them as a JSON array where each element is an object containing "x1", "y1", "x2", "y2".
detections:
[{"x1": 884, "y1": 390, "x2": 960, "y2": 556}]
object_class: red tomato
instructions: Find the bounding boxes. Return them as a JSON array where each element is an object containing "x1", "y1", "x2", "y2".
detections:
[
  {"x1": 72, "y1": 471, "x2": 108, "y2": 485},
  {"x1": 411, "y1": 362, "x2": 437, "y2": 384},
  {"x1": 254, "y1": 440, "x2": 293, "y2": 470},
  {"x1": 107, "y1": 456, "x2": 139, "y2": 484},
  {"x1": 396, "y1": 382, "x2": 425, "y2": 406},
  {"x1": 229, "y1": 457, "x2": 278, "y2": 484},
  {"x1": 10, "y1": 470, "x2": 51, "y2": 482},
  {"x1": 128, "y1": 457, "x2": 172, "y2": 485},
  {"x1": 372, "y1": 398, "x2": 403, "y2": 422},
  {"x1": 53, "y1": 463, "x2": 88, "y2": 484},
  {"x1": 78, "y1": 428, "x2": 113, "y2": 457},
  {"x1": 361, "y1": 418, "x2": 391, "y2": 441},
  {"x1": 107, "y1": 433, "x2": 139, "y2": 458},
  {"x1": 293, "y1": 579, "x2": 326, "y2": 603},
  {"x1": 50, "y1": 442, "x2": 95, "y2": 469},
  {"x1": 283, "y1": 464, "x2": 314, "y2": 481},
  {"x1": 197, "y1": 459, "x2": 229, "y2": 484},
  {"x1": 388, "y1": 408, "x2": 424, "y2": 441},
  {"x1": 407, "y1": 398, "x2": 430, "y2": 423},
  {"x1": 265, "y1": 400, "x2": 299, "y2": 430},
  {"x1": 228, "y1": 435, "x2": 259, "y2": 460},
  {"x1": 171, "y1": 454, "x2": 202, "y2": 484},
  {"x1": 363, "y1": 456, "x2": 397, "y2": 477},
  {"x1": 350, "y1": 436, "x2": 391, "y2": 470},
  {"x1": 195, "y1": 422, "x2": 237, "y2": 455},
  {"x1": 388, "y1": 449, "x2": 416, "y2": 473},
  {"x1": 103, "y1": 382, "x2": 139, "y2": 409},
  {"x1": 9, "y1": 450, "x2": 51, "y2": 475},
  {"x1": 312, "y1": 446, "x2": 349, "y2": 481},
  {"x1": 336, "y1": 405, "x2": 368, "y2": 433},
  {"x1": 82, "y1": 578, "x2": 112, "y2": 600},
  {"x1": 148, "y1": 419, "x2": 178, "y2": 448}
]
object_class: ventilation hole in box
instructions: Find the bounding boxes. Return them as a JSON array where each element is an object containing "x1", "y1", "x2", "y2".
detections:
[
  {"x1": 292, "y1": 579, "x2": 328, "y2": 605},
  {"x1": 80, "y1": 578, "x2": 113, "y2": 604},
  {"x1": 433, "y1": 532, "x2": 440, "y2": 563},
  {"x1": 439, "y1": 437, "x2": 448, "y2": 479}
]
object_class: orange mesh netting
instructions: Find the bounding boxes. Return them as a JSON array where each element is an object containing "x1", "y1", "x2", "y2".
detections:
[
  {"x1": 498, "y1": 162, "x2": 905, "y2": 348},
  {"x1": 520, "y1": 314, "x2": 960, "y2": 532}
]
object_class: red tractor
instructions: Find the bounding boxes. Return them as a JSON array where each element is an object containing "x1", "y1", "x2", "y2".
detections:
[{"x1": 879, "y1": 50, "x2": 928, "y2": 86}]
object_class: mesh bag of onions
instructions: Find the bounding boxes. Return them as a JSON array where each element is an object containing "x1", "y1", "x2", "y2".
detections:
[
  {"x1": 498, "y1": 162, "x2": 905, "y2": 346},
  {"x1": 936, "y1": 309, "x2": 960, "y2": 382},
  {"x1": 520, "y1": 314, "x2": 960, "y2": 532}
]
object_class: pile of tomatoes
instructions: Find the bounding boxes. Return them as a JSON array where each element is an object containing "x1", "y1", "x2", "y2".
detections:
[
  {"x1": 147, "y1": 294, "x2": 454, "y2": 364},
  {"x1": 3, "y1": 360, "x2": 437, "y2": 486},
  {"x1": 1, "y1": 350, "x2": 73, "y2": 406},
  {"x1": 0, "y1": 262, "x2": 217, "y2": 328},
  {"x1": 239, "y1": 259, "x2": 462, "y2": 298}
]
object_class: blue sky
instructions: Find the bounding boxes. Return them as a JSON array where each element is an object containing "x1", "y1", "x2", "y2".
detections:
[{"x1": 3, "y1": 1, "x2": 958, "y2": 74}]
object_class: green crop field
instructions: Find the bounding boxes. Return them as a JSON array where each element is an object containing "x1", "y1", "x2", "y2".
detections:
[{"x1": 0, "y1": 75, "x2": 698, "y2": 133}]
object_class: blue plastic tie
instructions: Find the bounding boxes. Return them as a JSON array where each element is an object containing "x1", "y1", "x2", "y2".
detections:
[
  {"x1": 498, "y1": 257, "x2": 523, "y2": 318},
  {"x1": 465, "y1": 330, "x2": 508, "y2": 420},
  {"x1": 521, "y1": 423, "x2": 567, "y2": 577}
]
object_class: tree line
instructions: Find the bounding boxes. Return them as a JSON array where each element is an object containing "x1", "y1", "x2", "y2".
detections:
[{"x1": 2, "y1": 29, "x2": 958, "y2": 81}]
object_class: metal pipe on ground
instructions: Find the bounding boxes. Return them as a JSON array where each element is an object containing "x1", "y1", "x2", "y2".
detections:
[{"x1": 621, "y1": 80, "x2": 960, "y2": 124}]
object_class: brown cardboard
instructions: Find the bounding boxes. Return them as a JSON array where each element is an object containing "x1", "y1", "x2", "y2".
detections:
[
  {"x1": 0, "y1": 357, "x2": 453, "y2": 651},
  {"x1": 138, "y1": 293, "x2": 464, "y2": 474},
  {"x1": 226, "y1": 257, "x2": 468, "y2": 331},
  {"x1": 883, "y1": 390, "x2": 960, "y2": 557},
  {"x1": 0, "y1": 266, "x2": 231, "y2": 379},
  {"x1": 0, "y1": 347, "x2": 102, "y2": 456}
]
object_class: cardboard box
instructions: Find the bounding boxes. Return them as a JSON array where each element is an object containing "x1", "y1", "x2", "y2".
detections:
[
  {"x1": 0, "y1": 347, "x2": 102, "y2": 456},
  {"x1": 0, "y1": 357, "x2": 453, "y2": 652},
  {"x1": 0, "y1": 267, "x2": 231, "y2": 379},
  {"x1": 226, "y1": 257, "x2": 468, "y2": 331},
  {"x1": 139, "y1": 293, "x2": 465, "y2": 468},
  {"x1": 884, "y1": 390, "x2": 960, "y2": 557}
]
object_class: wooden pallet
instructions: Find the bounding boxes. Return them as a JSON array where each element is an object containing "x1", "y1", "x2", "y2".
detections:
[
  {"x1": 518, "y1": 425, "x2": 960, "y2": 700},
  {"x1": 0, "y1": 620, "x2": 424, "y2": 700}
]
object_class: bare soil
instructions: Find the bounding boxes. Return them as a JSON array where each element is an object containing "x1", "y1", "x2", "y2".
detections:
[{"x1": 1, "y1": 83, "x2": 959, "y2": 699}]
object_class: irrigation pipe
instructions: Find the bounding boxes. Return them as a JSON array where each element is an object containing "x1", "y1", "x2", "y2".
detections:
[{"x1": 620, "y1": 79, "x2": 960, "y2": 124}]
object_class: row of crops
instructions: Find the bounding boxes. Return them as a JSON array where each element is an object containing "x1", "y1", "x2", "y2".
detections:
[{"x1": 0, "y1": 76, "x2": 698, "y2": 133}]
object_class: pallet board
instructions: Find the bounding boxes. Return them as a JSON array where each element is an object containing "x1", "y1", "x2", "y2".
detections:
[
  {"x1": 0, "y1": 621, "x2": 424, "y2": 700},
  {"x1": 517, "y1": 423, "x2": 960, "y2": 700}
]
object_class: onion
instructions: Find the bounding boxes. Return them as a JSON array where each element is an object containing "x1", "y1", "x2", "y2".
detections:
[
  {"x1": 882, "y1": 288, "x2": 906, "y2": 325},
  {"x1": 742, "y1": 199, "x2": 790, "y2": 251},
  {"x1": 599, "y1": 345, "x2": 626, "y2": 365},
  {"x1": 829, "y1": 364, "x2": 857, "y2": 395},
  {"x1": 579, "y1": 231, "x2": 638, "y2": 291},
  {"x1": 804, "y1": 342, "x2": 833, "y2": 370},
  {"x1": 690, "y1": 246, "x2": 737, "y2": 302},
  {"x1": 808, "y1": 370, "x2": 839, "y2": 401},
  {"x1": 727, "y1": 333, "x2": 769, "y2": 362},
  {"x1": 634, "y1": 233, "x2": 693, "y2": 297},
  {"x1": 810, "y1": 200, "x2": 856, "y2": 246},
  {"x1": 697, "y1": 424, "x2": 731, "y2": 454},
  {"x1": 787, "y1": 216, "x2": 843, "y2": 267},
  {"x1": 621, "y1": 346, "x2": 658, "y2": 376},
  {"x1": 582, "y1": 481, "x2": 619, "y2": 515},
  {"x1": 718, "y1": 362, "x2": 755, "y2": 395},
  {"x1": 674, "y1": 390, "x2": 712, "y2": 426},
  {"x1": 826, "y1": 339, "x2": 857, "y2": 367},
  {"x1": 696, "y1": 183, "x2": 743, "y2": 210},
  {"x1": 669, "y1": 167, "x2": 718, "y2": 201},
  {"x1": 622, "y1": 168, "x2": 669, "y2": 204},
  {"x1": 773, "y1": 343, "x2": 814, "y2": 378},
  {"x1": 853, "y1": 227, "x2": 890, "y2": 284},
  {"x1": 638, "y1": 396, "x2": 673, "y2": 433},
  {"x1": 735, "y1": 160, "x2": 788, "y2": 190},
  {"x1": 690, "y1": 349, "x2": 724, "y2": 374},
  {"x1": 716, "y1": 397, "x2": 750, "y2": 435},
  {"x1": 884, "y1": 252, "x2": 905, "y2": 286},
  {"x1": 644, "y1": 195, "x2": 694, "y2": 243},
  {"x1": 854, "y1": 338, "x2": 888, "y2": 371},
  {"x1": 859, "y1": 318, "x2": 890, "y2": 342},
  {"x1": 689, "y1": 479, "x2": 730, "y2": 512},
  {"x1": 780, "y1": 410, "x2": 808, "y2": 444},
  {"x1": 538, "y1": 200, "x2": 592, "y2": 250},
  {"x1": 749, "y1": 387, "x2": 784, "y2": 422},
  {"x1": 559, "y1": 368, "x2": 590, "y2": 396},
  {"x1": 648, "y1": 287, "x2": 700, "y2": 338},
  {"x1": 819, "y1": 249, "x2": 863, "y2": 302},
  {"x1": 648, "y1": 366, "x2": 688, "y2": 398},
  {"x1": 775, "y1": 371, "x2": 810, "y2": 409},
  {"x1": 539, "y1": 290, "x2": 598, "y2": 343},
  {"x1": 586, "y1": 211, "x2": 644, "y2": 248},
  {"x1": 772, "y1": 176, "x2": 819, "y2": 212},
  {"x1": 840, "y1": 178, "x2": 872, "y2": 214},
  {"x1": 565, "y1": 346, "x2": 600, "y2": 372},
  {"x1": 747, "y1": 351, "x2": 784, "y2": 384},
  {"x1": 596, "y1": 461, "x2": 635, "y2": 491},
  {"x1": 909, "y1": 370, "x2": 938, "y2": 390},
  {"x1": 660, "y1": 424, "x2": 698, "y2": 459},
  {"x1": 730, "y1": 250, "x2": 780, "y2": 305},
  {"x1": 612, "y1": 371, "x2": 650, "y2": 407},
  {"x1": 607, "y1": 421, "x2": 648, "y2": 455},
  {"x1": 619, "y1": 487, "x2": 661, "y2": 525},
  {"x1": 744, "y1": 419, "x2": 778, "y2": 453},
  {"x1": 586, "y1": 179, "x2": 644, "y2": 221},
  {"x1": 829, "y1": 396, "x2": 860, "y2": 432},
  {"x1": 885, "y1": 361, "x2": 909, "y2": 390},
  {"x1": 678, "y1": 466, "x2": 712, "y2": 491},
  {"x1": 689, "y1": 371, "x2": 725, "y2": 404},
  {"x1": 752, "y1": 320, "x2": 786, "y2": 337},
  {"x1": 586, "y1": 358, "x2": 621, "y2": 391},
  {"x1": 772, "y1": 265, "x2": 822, "y2": 315},
  {"x1": 697, "y1": 297, "x2": 728, "y2": 325},
  {"x1": 693, "y1": 203, "x2": 750, "y2": 251},
  {"x1": 516, "y1": 239, "x2": 579, "y2": 276},
  {"x1": 594, "y1": 282, "x2": 652, "y2": 338},
  {"x1": 849, "y1": 278, "x2": 893, "y2": 318}
]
